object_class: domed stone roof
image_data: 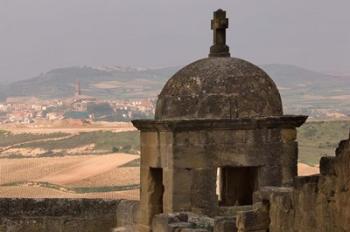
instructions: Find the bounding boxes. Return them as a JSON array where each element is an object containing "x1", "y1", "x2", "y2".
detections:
[
  {"x1": 155, "y1": 57, "x2": 283, "y2": 120},
  {"x1": 155, "y1": 9, "x2": 283, "y2": 120}
]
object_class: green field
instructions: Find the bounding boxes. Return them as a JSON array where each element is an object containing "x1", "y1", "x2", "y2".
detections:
[
  {"x1": 1, "y1": 181, "x2": 140, "y2": 194},
  {"x1": 1, "y1": 121, "x2": 349, "y2": 165},
  {"x1": 17, "y1": 131, "x2": 140, "y2": 154},
  {"x1": 298, "y1": 121, "x2": 350, "y2": 165},
  {"x1": 0, "y1": 131, "x2": 68, "y2": 147},
  {"x1": 0, "y1": 130, "x2": 140, "y2": 158}
]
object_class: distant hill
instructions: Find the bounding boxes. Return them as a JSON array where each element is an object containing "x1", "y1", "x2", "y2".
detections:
[
  {"x1": 264, "y1": 64, "x2": 350, "y2": 95},
  {"x1": 1, "y1": 66, "x2": 178, "y2": 100},
  {"x1": 263, "y1": 64, "x2": 350, "y2": 115},
  {"x1": 0, "y1": 84, "x2": 6, "y2": 100},
  {"x1": 1, "y1": 64, "x2": 350, "y2": 116}
]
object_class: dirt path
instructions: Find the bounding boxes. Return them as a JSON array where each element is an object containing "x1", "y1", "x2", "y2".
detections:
[
  {"x1": 1, "y1": 122, "x2": 135, "y2": 135},
  {"x1": 38, "y1": 153, "x2": 138, "y2": 185},
  {"x1": 0, "y1": 134, "x2": 74, "y2": 153}
]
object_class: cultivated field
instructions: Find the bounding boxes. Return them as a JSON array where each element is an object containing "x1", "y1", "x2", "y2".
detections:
[
  {"x1": 298, "y1": 120, "x2": 350, "y2": 165},
  {"x1": 0, "y1": 121, "x2": 135, "y2": 134},
  {"x1": 0, "y1": 152, "x2": 314, "y2": 200},
  {"x1": 0, "y1": 129, "x2": 139, "y2": 158},
  {"x1": 0, "y1": 187, "x2": 139, "y2": 200},
  {"x1": 0, "y1": 153, "x2": 140, "y2": 200},
  {"x1": 1, "y1": 120, "x2": 349, "y2": 199},
  {"x1": 0, "y1": 123, "x2": 141, "y2": 199}
]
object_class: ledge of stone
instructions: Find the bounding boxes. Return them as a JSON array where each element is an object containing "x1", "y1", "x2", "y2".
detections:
[
  {"x1": 132, "y1": 115, "x2": 307, "y2": 132},
  {"x1": 320, "y1": 156, "x2": 336, "y2": 176},
  {"x1": 0, "y1": 198, "x2": 140, "y2": 232},
  {"x1": 294, "y1": 175, "x2": 320, "y2": 189},
  {"x1": 254, "y1": 187, "x2": 293, "y2": 203},
  {"x1": 0, "y1": 198, "x2": 121, "y2": 217}
]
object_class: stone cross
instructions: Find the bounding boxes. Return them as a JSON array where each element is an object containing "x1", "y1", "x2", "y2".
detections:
[{"x1": 209, "y1": 9, "x2": 230, "y2": 57}]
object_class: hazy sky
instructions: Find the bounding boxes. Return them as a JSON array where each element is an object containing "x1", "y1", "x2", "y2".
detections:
[{"x1": 0, "y1": 0, "x2": 349, "y2": 82}]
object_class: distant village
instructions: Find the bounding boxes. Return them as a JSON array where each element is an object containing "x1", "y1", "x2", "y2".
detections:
[
  {"x1": 1, "y1": 79, "x2": 349, "y2": 125},
  {"x1": 0, "y1": 81, "x2": 155, "y2": 124}
]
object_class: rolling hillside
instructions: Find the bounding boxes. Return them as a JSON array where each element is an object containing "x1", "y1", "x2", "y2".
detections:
[
  {"x1": 1, "y1": 64, "x2": 350, "y2": 116},
  {"x1": 1, "y1": 66, "x2": 178, "y2": 100},
  {"x1": 263, "y1": 64, "x2": 350, "y2": 115}
]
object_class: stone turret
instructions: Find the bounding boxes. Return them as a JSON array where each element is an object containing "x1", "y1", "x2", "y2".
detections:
[{"x1": 133, "y1": 9, "x2": 307, "y2": 232}]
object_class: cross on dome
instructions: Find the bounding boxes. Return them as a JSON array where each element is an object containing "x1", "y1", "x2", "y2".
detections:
[{"x1": 209, "y1": 9, "x2": 230, "y2": 57}]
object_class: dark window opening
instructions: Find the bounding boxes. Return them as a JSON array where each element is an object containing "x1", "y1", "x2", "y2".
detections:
[
  {"x1": 217, "y1": 166, "x2": 258, "y2": 206},
  {"x1": 150, "y1": 168, "x2": 164, "y2": 214}
]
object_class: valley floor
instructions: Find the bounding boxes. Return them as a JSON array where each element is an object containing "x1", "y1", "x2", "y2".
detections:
[
  {"x1": 0, "y1": 153, "x2": 140, "y2": 200},
  {"x1": 0, "y1": 153, "x2": 316, "y2": 200},
  {"x1": 1, "y1": 120, "x2": 347, "y2": 200}
]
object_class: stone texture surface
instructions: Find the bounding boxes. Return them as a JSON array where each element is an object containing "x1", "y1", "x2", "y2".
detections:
[
  {"x1": 116, "y1": 200, "x2": 140, "y2": 227},
  {"x1": 155, "y1": 57, "x2": 283, "y2": 120},
  {"x1": 213, "y1": 217, "x2": 237, "y2": 232},
  {"x1": 267, "y1": 136, "x2": 350, "y2": 232},
  {"x1": 236, "y1": 203, "x2": 269, "y2": 232},
  {"x1": 141, "y1": 131, "x2": 161, "y2": 168},
  {"x1": 152, "y1": 212, "x2": 213, "y2": 232},
  {"x1": 138, "y1": 134, "x2": 350, "y2": 231},
  {"x1": 132, "y1": 116, "x2": 306, "y2": 230},
  {"x1": 0, "y1": 198, "x2": 139, "y2": 232}
]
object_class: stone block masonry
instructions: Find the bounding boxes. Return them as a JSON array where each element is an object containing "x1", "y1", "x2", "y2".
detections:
[
  {"x1": 0, "y1": 198, "x2": 139, "y2": 232},
  {"x1": 256, "y1": 134, "x2": 350, "y2": 232}
]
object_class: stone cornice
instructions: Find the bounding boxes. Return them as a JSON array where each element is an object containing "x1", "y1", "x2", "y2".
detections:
[{"x1": 132, "y1": 115, "x2": 307, "y2": 132}]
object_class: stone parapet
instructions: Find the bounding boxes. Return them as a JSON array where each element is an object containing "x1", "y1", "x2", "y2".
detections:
[
  {"x1": 256, "y1": 135, "x2": 350, "y2": 232},
  {"x1": 0, "y1": 198, "x2": 139, "y2": 232},
  {"x1": 152, "y1": 212, "x2": 214, "y2": 232}
]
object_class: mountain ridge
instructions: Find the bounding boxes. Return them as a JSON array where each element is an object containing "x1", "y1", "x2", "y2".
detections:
[{"x1": 1, "y1": 64, "x2": 350, "y2": 116}]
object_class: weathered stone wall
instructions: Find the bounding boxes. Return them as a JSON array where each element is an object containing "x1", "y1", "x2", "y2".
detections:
[
  {"x1": 0, "y1": 198, "x2": 139, "y2": 232},
  {"x1": 133, "y1": 117, "x2": 305, "y2": 231},
  {"x1": 167, "y1": 126, "x2": 299, "y2": 217},
  {"x1": 264, "y1": 136, "x2": 350, "y2": 232}
]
